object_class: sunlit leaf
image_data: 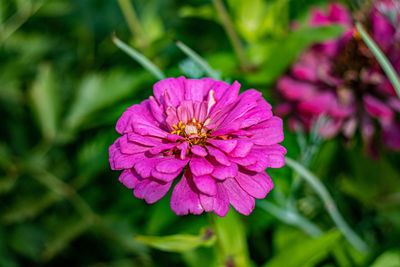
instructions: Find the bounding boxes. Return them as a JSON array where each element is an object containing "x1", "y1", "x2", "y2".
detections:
[
  {"x1": 247, "y1": 25, "x2": 344, "y2": 84},
  {"x1": 29, "y1": 64, "x2": 60, "y2": 140},
  {"x1": 371, "y1": 250, "x2": 400, "y2": 267},
  {"x1": 135, "y1": 227, "x2": 215, "y2": 253},
  {"x1": 263, "y1": 230, "x2": 342, "y2": 267},
  {"x1": 64, "y1": 70, "x2": 148, "y2": 133}
]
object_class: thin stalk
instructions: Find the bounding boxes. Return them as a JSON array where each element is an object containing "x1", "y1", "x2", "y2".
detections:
[
  {"x1": 175, "y1": 40, "x2": 221, "y2": 80},
  {"x1": 286, "y1": 157, "x2": 370, "y2": 254},
  {"x1": 356, "y1": 22, "x2": 400, "y2": 98},
  {"x1": 0, "y1": 0, "x2": 46, "y2": 44},
  {"x1": 117, "y1": 0, "x2": 149, "y2": 50},
  {"x1": 257, "y1": 201, "x2": 322, "y2": 238},
  {"x1": 112, "y1": 34, "x2": 166, "y2": 80},
  {"x1": 211, "y1": 0, "x2": 250, "y2": 71}
]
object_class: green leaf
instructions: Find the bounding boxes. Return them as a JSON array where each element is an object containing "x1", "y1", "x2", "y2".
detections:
[
  {"x1": 112, "y1": 35, "x2": 165, "y2": 80},
  {"x1": 135, "y1": 227, "x2": 215, "y2": 253},
  {"x1": 247, "y1": 25, "x2": 344, "y2": 84},
  {"x1": 175, "y1": 40, "x2": 221, "y2": 80},
  {"x1": 211, "y1": 211, "x2": 251, "y2": 267},
  {"x1": 263, "y1": 230, "x2": 342, "y2": 267},
  {"x1": 29, "y1": 64, "x2": 60, "y2": 140},
  {"x1": 229, "y1": 0, "x2": 289, "y2": 41},
  {"x1": 371, "y1": 250, "x2": 400, "y2": 267},
  {"x1": 64, "y1": 70, "x2": 147, "y2": 132}
]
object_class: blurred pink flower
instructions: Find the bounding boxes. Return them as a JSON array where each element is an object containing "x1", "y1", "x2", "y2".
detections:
[
  {"x1": 276, "y1": 1, "x2": 400, "y2": 153},
  {"x1": 110, "y1": 77, "x2": 286, "y2": 216}
]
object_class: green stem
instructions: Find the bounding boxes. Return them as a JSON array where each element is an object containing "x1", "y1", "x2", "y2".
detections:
[
  {"x1": 175, "y1": 40, "x2": 221, "y2": 80},
  {"x1": 356, "y1": 22, "x2": 400, "y2": 98},
  {"x1": 211, "y1": 0, "x2": 250, "y2": 71},
  {"x1": 0, "y1": 0, "x2": 46, "y2": 44},
  {"x1": 112, "y1": 34, "x2": 165, "y2": 80},
  {"x1": 257, "y1": 201, "x2": 322, "y2": 238},
  {"x1": 117, "y1": 0, "x2": 149, "y2": 50},
  {"x1": 286, "y1": 157, "x2": 370, "y2": 254},
  {"x1": 208, "y1": 212, "x2": 251, "y2": 267}
]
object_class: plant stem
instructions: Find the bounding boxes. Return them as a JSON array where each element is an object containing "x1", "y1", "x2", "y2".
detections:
[
  {"x1": 356, "y1": 22, "x2": 400, "y2": 98},
  {"x1": 211, "y1": 0, "x2": 250, "y2": 71},
  {"x1": 175, "y1": 40, "x2": 221, "y2": 80},
  {"x1": 117, "y1": 0, "x2": 149, "y2": 50},
  {"x1": 257, "y1": 201, "x2": 322, "y2": 238},
  {"x1": 286, "y1": 157, "x2": 370, "y2": 254},
  {"x1": 112, "y1": 34, "x2": 166, "y2": 80}
]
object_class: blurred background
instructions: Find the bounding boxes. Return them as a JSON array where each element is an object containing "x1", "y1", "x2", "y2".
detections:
[{"x1": 0, "y1": 0, "x2": 399, "y2": 266}]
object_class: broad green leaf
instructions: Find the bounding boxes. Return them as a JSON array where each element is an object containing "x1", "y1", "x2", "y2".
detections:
[
  {"x1": 212, "y1": 211, "x2": 251, "y2": 267},
  {"x1": 263, "y1": 230, "x2": 342, "y2": 267},
  {"x1": 247, "y1": 25, "x2": 344, "y2": 84},
  {"x1": 135, "y1": 227, "x2": 215, "y2": 253},
  {"x1": 230, "y1": 0, "x2": 289, "y2": 41},
  {"x1": 64, "y1": 70, "x2": 148, "y2": 132},
  {"x1": 29, "y1": 64, "x2": 60, "y2": 140},
  {"x1": 371, "y1": 250, "x2": 400, "y2": 267}
]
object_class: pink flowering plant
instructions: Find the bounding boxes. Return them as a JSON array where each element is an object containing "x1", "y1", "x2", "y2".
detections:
[
  {"x1": 276, "y1": 1, "x2": 400, "y2": 153},
  {"x1": 110, "y1": 77, "x2": 286, "y2": 216}
]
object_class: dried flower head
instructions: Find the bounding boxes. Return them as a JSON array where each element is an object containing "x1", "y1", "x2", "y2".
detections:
[{"x1": 110, "y1": 77, "x2": 286, "y2": 216}]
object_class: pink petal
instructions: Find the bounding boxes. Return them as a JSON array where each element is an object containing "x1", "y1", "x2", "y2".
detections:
[
  {"x1": 191, "y1": 145, "x2": 208, "y2": 157},
  {"x1": 235, "y1": 171, "x2": 274, "y2": 199},
  {"x1": 382, "y1": 121, "x2": 400, "y2": 150},
  {"x1": 184, "y1": 79, "x2": 207, "y2": 102},
  {"x1": 363, "y1": 94, "x2": 393, "y2": 120},
  {"x1": 170, "y1": 170, "x2": 204, "y2": 215},
  {"x1": 298, "y1": 92, "x2": 335, "y2": 115},
  {"x1": 207, "y1": 139, "x2": 237, "y2": 153},
  {"x1": 112, "y1": 150, "x2": 146, "y2": 170},
  {"x1": 134, "y1": 179, "x2": 172, "y2": 204},
  {"x1": 193, "y1": 175, "x2": 217, "y2": 196},
  {"x1": 223, "y1": 178, "x2": 255, "y2": 216},
  {"x1": 153, "y1": 77, "x2": 185, "y2": 107},
  {"x1": 207, "y1": 146, "x2": 231, "y2": 166},
  {"x1": 134, "y1": 158, "x2": 165, "y2": 178},
  {"x1": 148, "y1": 96, "x2": 165, "y2": 124},
  {"x1": 155, "y1": 158, "x2": 189, "y2": 173},
  {"x1": 119, "y1": 169, "x2": 140, "y2": 189},
  {"x1": 199, "y1": 183, "x2": 230, "y2": 217},
  {"x1": 151, "y1": 168, "x2": 182, "y2": 182},
  {"x1": 246, "y1": 117, "x2": 284, "y2": 146},
  {"x1": 116, "y1": 110, "x2": 134, "y2": 134},
  {"x1": 211, "y1": 161, "x2": 238, "y2": 180},
  {"x1": 189, "y1": 155, "x2": 214, "y2": 176},
  {"x1": 149, "y1": 143, "x2": 178, "y2": 154},
  {"x1": 128, "y1": 133, "x2": 163, "y2": 146},
  {"x1": 119, "y1": 135, "x2": 151, "y2": 154},
  {"x1": 228, "y1": 139, "x2": 253, "y2": 158},
  {"x1": 277, "y1": 77, "x2": 316, "y2": 100}
]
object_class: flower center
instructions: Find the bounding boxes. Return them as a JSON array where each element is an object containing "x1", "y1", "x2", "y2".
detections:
[{"x1": 171, "y1": 119, "x2": 210, "y2": 146}]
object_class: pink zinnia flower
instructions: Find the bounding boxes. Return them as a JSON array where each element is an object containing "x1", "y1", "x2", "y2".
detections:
[
  {"x1": 276, "y1": 2, "x2": 400, "y2": 152},
  {"x1": 109, "y1": 77, "x2": 286, "y2": 216}
]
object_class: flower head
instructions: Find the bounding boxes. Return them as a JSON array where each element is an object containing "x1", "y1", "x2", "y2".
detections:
[
  {"x1": 109, "y1": 77, "x2": 286, "y2": 216},
  {"x1": 276, "y1": 2, "x2": 400, "y2": 152}
]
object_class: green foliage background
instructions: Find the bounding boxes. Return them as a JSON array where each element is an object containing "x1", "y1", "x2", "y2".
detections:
[{"x1": 0, "y1": 0, "x2": 399, "y2": 266}]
